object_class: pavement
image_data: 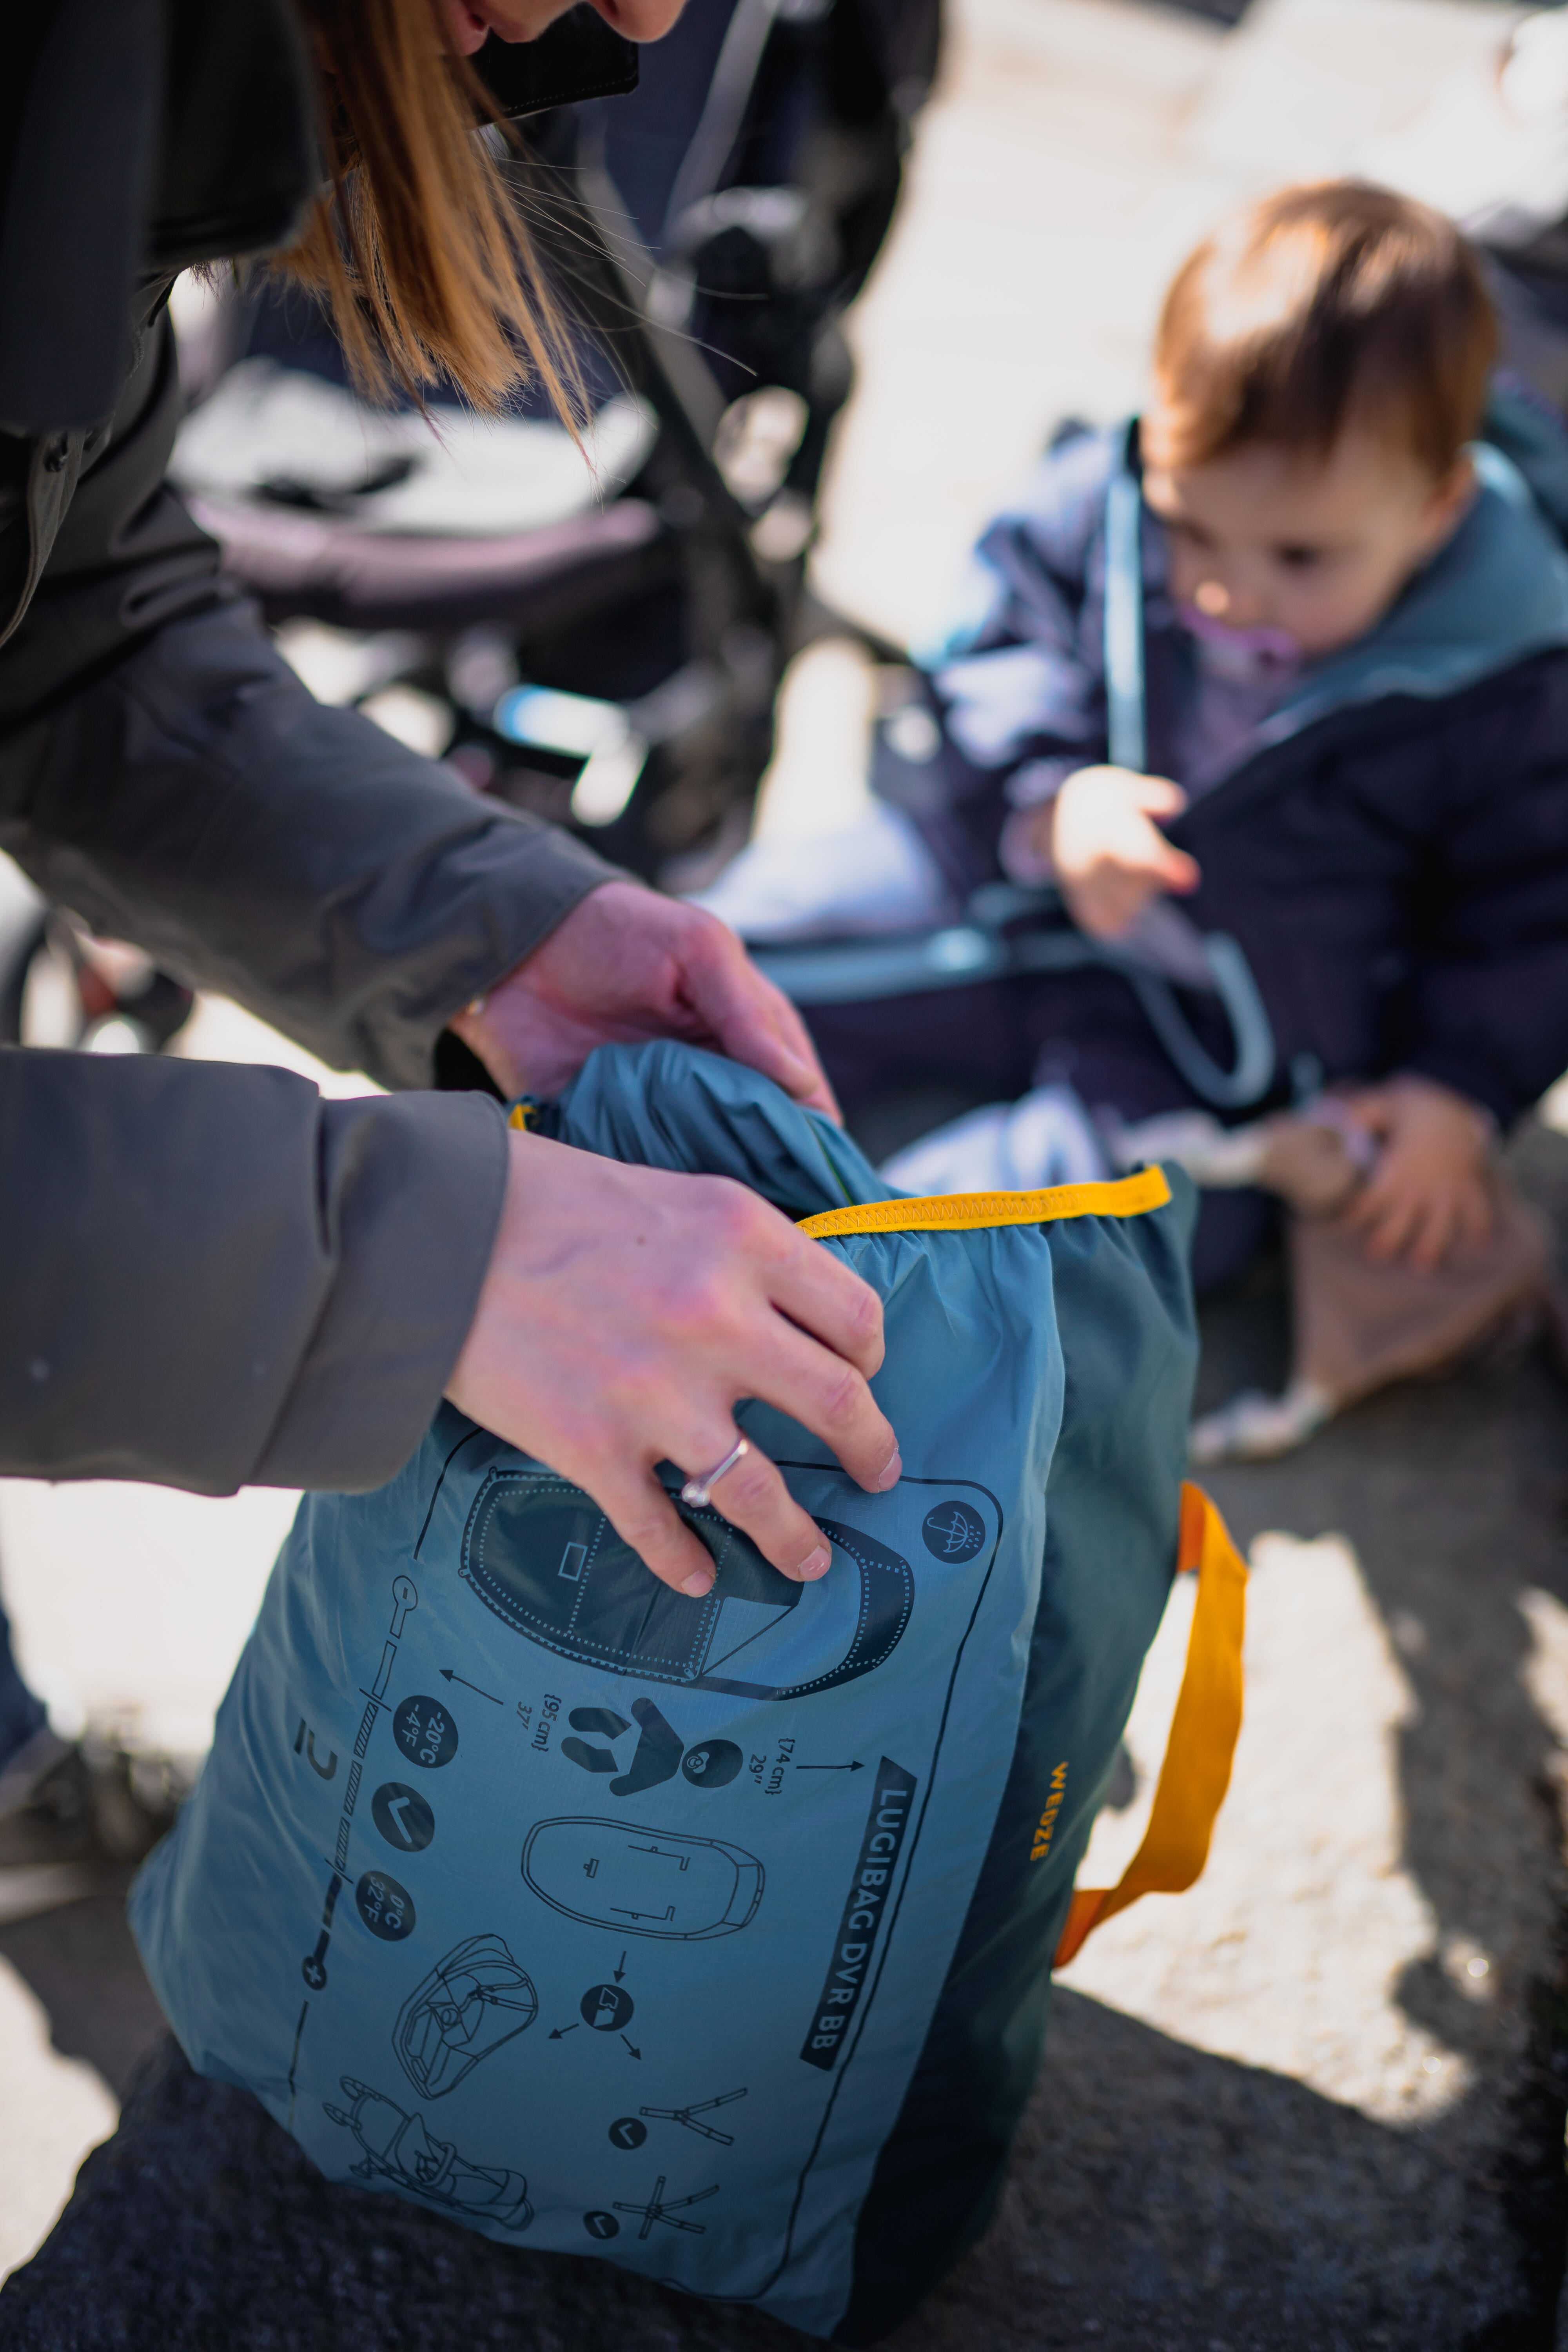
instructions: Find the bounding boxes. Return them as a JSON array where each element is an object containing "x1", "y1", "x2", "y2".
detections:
[{"x1": 4, "y1": 0, "x2": 1566, "y2": 2346}]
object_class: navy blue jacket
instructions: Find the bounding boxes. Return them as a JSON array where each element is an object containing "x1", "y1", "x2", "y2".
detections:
[{"x1": 906, "y1": 425, "x2": 1568, "y2": 1129}]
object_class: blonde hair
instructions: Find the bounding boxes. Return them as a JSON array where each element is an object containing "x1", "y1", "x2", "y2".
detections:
[
  {"x1": 1151, "y1": 180, "x2": 1496, "y2": 479},
  {"x1": 278, "y1": 0, "x2": 578, "y2": 418}
]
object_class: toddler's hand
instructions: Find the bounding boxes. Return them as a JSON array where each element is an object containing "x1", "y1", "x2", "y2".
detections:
[
  {"x1": 1048, "y1": 766, "x2": 1201, "y2": 938},
  {"x1": 1337, "y1": 1076, "x2": 1495, "y2": 1272}
]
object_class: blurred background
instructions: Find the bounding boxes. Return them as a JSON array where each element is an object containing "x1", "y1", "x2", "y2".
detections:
[{"x1": 8, "y1": 0, "x2": 1568, "y2": 2340}]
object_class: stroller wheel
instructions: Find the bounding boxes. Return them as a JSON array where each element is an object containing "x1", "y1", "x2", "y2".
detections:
[{"x1": 0, "y1": 899, "x2": 194, "y2": 1055}]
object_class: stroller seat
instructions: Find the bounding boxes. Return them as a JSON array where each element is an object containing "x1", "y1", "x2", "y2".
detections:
[
  {"x1": 173, "y1": 358, "x2": 668, "y2": 635},
  {"x1": 171, "y1": 360, "x2": 658, "y2": 535},
  {"x1": 186, "y1": 490, "x2": 666, "y2": 637}
]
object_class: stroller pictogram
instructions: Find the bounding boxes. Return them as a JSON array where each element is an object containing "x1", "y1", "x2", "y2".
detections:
[
  {"x1": 640, "y1": 2087, "x2": 748, "y2": 2146},
  {"x1": 322, "y1": 2077, "x2": 534, "y2": 2231},
  {"x1": 392, "y1": 1934, "x2": 539, "y2": 2099},
  {"x1": 613, "y1": 2173, "x2": 719, "y2": 2239},
  {"x1": 462, "y1": 1467, "x2": 913, "y2": 1699}
]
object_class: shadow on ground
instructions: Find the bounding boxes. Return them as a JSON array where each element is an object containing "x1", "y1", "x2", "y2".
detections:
[
  {"x1": 0, "y1": 2001, "x2": 1515, "y2": 2352},
  {"x1": 3, "y1": 1122, "x2": 1568, "y2": 2351},
  {"x1": 0, "y1": 1875, "x2": 165, "y2": 2103}
]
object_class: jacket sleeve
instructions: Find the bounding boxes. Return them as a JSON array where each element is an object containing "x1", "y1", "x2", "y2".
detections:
[
  {"x1": 1402, "y1": 655, "x2": 1568, "y2": 1126},
  {"x1": 0, "y1": 598, "x2": 619, "y2": 1091},
  {"x1": 917, "y1": 431, "x2": 1120, "y2": 883},
  {"x1": 0, "y1": 1048, "x2": 508, "y2": 1494},
  {"x1": 0, "y1": 306, "x2": 622, "y2": 1091},
  {"x1": 0, "y1": 303, "x2": 618, "y2": 1495}
]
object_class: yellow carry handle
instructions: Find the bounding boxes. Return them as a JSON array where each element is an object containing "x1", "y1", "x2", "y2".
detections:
[
  {"x1": 797, "y1": 1166, "x2": 1169, "y2": 1240},
  {"x1": 1054, "y1": 1483, "x2": 1247, "y2": 1968},
  {"x1": 789, "y1": 1175, "x2": 1235, "y2": 1969}
]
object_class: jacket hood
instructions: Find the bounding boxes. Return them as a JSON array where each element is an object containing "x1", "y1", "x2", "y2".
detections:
[{"x1": 1249, "y1": 442, "x2": 1568, "y2": 754}]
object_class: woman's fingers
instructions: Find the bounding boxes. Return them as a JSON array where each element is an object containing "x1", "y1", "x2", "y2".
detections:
[
  {"x1": 682, "y1": 1201, "x2": 895, "y2": 1486},
  {"x1": 676, "y1": 913, "x2": 842, "y2": 1118},
  {"x1": 585, "y1": 1439, "x2": 835, "y2": 1601},
  {"x1": 680, "y1": 1436, "x2": 833, "y2": 1586},
  {"x1": 747, "y1": 1313, "x2": 901, "y2": 1492},
  {"x1": 590, "y1": 1466, "x2": 729, "y2": 1599},
  {"x1": 463, "y1": 880, "x2": 841, "y2": 1114},
  {"x1": 769, "y1": 1225, "x2": 886, "y2": 1379},
  {"x1": 446, "y1": 1136, "x2": 900, "y2": 1598}
]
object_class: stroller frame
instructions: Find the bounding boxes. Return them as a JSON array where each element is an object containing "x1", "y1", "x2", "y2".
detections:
[{"x1": 0, "y1": 0, "x2": 938, "y2": 1048}]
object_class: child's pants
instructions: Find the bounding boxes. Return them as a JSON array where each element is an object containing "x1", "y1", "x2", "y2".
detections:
[{"x1": 804, "y1": 973, "x2": 1277, "y2": 1294}]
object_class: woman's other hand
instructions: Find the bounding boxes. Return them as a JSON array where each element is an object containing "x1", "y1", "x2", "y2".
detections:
[
  {"x1": 449, "y1": 880, "x2": 839, "y2": 1118},
  {"x1": 445, "y1": 1131, "x2": 900, "y2": 1597},
  {"x1": 1337, "y1": 1075, "x2": 1495, "y2": 1272},
  {"x1": 1047, "y1": 764, "x2": 1201, "y2": 938}
]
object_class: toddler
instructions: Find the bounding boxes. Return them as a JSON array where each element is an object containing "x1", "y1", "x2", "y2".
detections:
[{"x1": 704, "y1": 181, "x2": 1568, "y2": 1445}]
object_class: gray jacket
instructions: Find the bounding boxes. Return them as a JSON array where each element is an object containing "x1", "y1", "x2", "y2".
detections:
[{"x1": 0, "y1": 2, "x2": 637, "y2": 1495}]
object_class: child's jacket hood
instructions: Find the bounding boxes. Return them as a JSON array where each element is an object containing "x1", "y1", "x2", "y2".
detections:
[
  {"x1": 927, "y1": 422, "x2": 1568, "y2": 802},
  {"x1": 1254, "y1": 442, "x2": 1568, "y2": 763}
]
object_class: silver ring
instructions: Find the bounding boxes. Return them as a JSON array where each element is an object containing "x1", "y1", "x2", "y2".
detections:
[{"x1": 680, "y1": 1437, "x2": 751, "y2": 1509}]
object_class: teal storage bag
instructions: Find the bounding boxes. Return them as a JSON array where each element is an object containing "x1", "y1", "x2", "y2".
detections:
[{"x1": 131, "y1": 1041, "x2": 1209, "y2": 2343}]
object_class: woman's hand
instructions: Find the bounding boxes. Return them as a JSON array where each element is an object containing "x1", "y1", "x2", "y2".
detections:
[
  {"x1": 1337, "y1": 1076, "x2": 1495, "y2": 1272},
  {"x1": 449, "y1": 880, "x2": 838, "y2": 1118},
  {"x1": 445, "y1": 1131, "x2": 900, "y2": 1597},
  {"x1": 1047, "y1": 765, "x2": 1201, "y2": 938}
]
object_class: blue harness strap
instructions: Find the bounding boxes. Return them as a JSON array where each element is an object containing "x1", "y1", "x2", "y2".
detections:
[
  {"x1": 753, "y1": 447, "x2": 1277, "y2": 1112},
  {"x1": 1102, "y1": 466, "x2": 1148, "y2": 775},
  {"x1": 1098, "y1": 456, "x2": 1275, "y2": 1110}
]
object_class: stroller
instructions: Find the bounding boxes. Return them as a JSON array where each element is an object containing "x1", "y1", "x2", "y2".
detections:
[{"x1": 0, "y1": 0, "x2": 941, "y2": 1051}]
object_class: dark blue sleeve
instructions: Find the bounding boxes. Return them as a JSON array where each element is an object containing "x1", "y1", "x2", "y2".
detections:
[{"x1": 915, "y1": 429, "x2": 1120, "y2": 881}]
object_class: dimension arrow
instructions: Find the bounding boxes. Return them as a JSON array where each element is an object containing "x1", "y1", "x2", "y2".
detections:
[
  {"x1": 622, "y1": 2036, "x2": 642, "y2": 2060},
  {"x1": 548, "y1": 2024, "x2": 580, "y2": 2041},
  {"x1": 613, "y1": 1951, "x2": 628, "y2": 1984},
  {"x1": 440, "y1": 1669, "x2": 501, "y2": 1704},
  {"x1": 796, "y1": 1761, "x2": 863, "y2": 1771}
]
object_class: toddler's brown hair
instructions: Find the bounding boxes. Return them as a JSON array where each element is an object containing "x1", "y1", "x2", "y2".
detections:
[{"x1": 1149, "y1": 181, "x2": 1497, "y2": 480}]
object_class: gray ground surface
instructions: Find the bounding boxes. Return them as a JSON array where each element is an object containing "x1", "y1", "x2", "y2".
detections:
[{"x1": 3, "y1": 1120, "x2": 1566, "y2": 2352}]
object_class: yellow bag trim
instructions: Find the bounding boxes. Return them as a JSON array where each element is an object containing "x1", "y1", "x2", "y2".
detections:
[
  {"x1": 1054, "y1": 1483, "x2": 1247, "y2": 1969},
  {"x1": 796, "y1": 1165, "x2": 1170, "y2": 1240}
]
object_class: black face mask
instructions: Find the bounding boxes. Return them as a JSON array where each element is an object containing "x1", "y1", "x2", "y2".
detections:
[{"x1": 474, "y1": 5, "x2": 638, "y2": 119}]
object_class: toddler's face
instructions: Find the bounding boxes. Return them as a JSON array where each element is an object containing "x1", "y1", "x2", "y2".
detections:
[{"x1": 1138, "y1": 415, "x2": 1474, "y2": 659}]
